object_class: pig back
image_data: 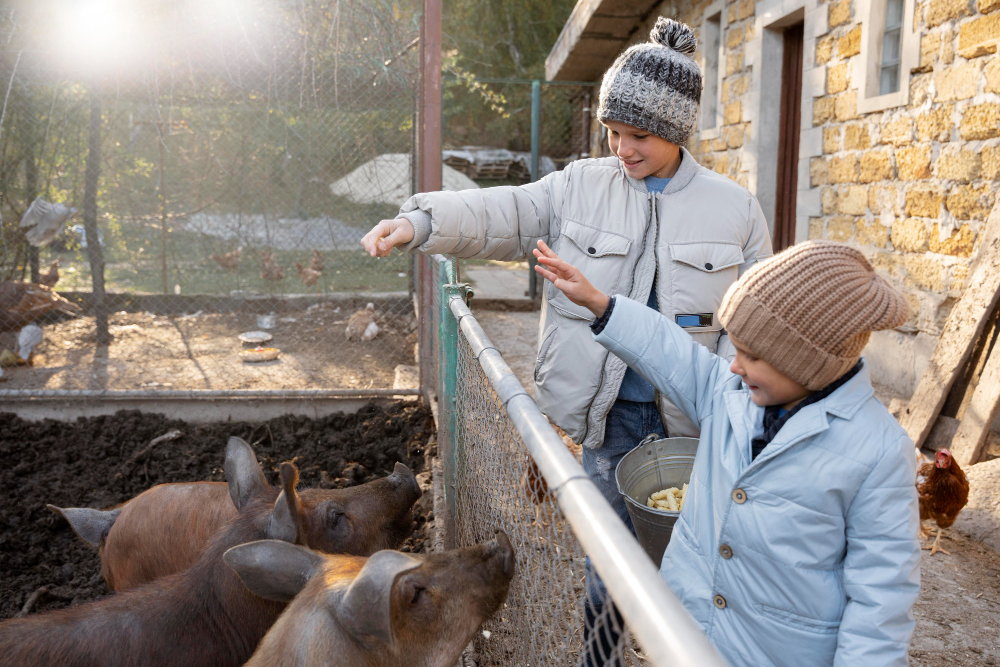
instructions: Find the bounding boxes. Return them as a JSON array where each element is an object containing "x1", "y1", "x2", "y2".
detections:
[{"x1": 104, "y1": 481, "x2": 236, "y2": 590}]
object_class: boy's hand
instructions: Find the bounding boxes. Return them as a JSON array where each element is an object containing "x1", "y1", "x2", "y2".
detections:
[
  {"x1": 533, "y1": 240, "x2": 610, "y2": 318},
  {"x1": 361, "y1": 218, "x2": 415, "y2": 257}
]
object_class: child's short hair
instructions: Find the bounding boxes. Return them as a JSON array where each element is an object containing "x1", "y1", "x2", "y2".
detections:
[{"x1": 719, "y1": 240, "x2": 908, "y2": 389}]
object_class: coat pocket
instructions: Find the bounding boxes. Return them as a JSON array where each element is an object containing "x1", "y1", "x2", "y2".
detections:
[
  {"x1": 668, "y1": 241, "x2": 744, "y2": 333},
  {"x1": 534, "y1": 326, "x2": 560, "y2": 383},
  {"x1": 548, "y1": 219, "x2": 632, "y2": 321},
  {"x1": 757, "y1": 603, "x2": 841, "y2": 635}
]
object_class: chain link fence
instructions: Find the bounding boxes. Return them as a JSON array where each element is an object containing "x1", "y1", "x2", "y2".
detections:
[
  {"x1": 430, "y1": 255, "x2": 724, "y2": 667},
  {"x1": 0, "y1": 0, "x2": 422, "y2": 395}
]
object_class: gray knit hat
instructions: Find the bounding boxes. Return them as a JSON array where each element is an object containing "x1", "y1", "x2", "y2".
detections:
[{"x1": 597, "y1": 18, "x2": 702, "y2": 146}]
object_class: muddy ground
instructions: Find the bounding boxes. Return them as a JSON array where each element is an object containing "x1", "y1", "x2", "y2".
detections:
[
  {"x1": 0, "y1": 401, "x2": 434, "y2": 618},
  {"x1": 0, "y1": 303, "x2": 417, "y2": 392}
]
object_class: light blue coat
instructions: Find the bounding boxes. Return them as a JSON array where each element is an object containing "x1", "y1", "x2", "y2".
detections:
[{"x1": 595, "y1": 296, "x2": 921, "y2": 667}]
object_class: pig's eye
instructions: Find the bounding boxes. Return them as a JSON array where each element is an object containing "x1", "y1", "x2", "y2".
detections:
[
  {"x1": 409, "y1": 586, "x2": 425, "y2": 606},
  {"x1": 326, "y1": 507, "x2": 345, "y2": 526}
]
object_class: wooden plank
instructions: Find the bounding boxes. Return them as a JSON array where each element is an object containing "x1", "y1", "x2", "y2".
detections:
[
  {"x1": 950, "y1": 339, "x2": 1000, "y2": 466},
  {"x1": 899, "y1": 202, "x2": 1000, "y2": 448}
]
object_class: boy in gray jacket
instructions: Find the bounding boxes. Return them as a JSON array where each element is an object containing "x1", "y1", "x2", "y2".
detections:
[
  {"x1": 534, "y1": 239, "x2": 921, "y2": 666},
  {"x1": 362, "y1": 17, "x2": 772, "y2": 661}
]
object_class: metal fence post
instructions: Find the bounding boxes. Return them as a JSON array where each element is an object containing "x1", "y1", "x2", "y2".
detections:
[{"x1": 527, "y1": 79, "x2": 541, "y2": 300}]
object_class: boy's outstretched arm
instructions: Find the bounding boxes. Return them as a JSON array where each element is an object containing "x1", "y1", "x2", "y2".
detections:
[
  {"x1": 835, "y1": 434, "x2": 921, "y2": 666},
  {"x1": 533, "y1": 241, "x2": 733, "y2": 424}
]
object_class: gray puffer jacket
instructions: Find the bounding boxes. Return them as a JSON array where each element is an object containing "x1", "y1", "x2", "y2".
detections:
[{"x1": 400, "y1": 149, "x2": 772, "y2": 448}]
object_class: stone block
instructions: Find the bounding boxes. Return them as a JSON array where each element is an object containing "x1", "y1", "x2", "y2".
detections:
[
  {"x1": 827, "y1": 63, "x2": 849, "y2": 94},
  {"x1": 860, "y1": 150, "x2": 894, "y2": 182},
  {"x1": 933, "y1": 60, "x2": 982, "y2": 102},
  {"x1": 844, "y1": 123, "x2": 871, "y2": 149},
  {"x1": 816, "y1": 35, "x2": 835, "y2": 65},
  {"x1": 918, "y1": 32, "x2": 941, "y2": 72},
  {"x1": 936, "y1": 145, "x2": 982, "y2": 181},
  {"x1": 728, "y1": 3, "x2": 738, "y2": 23},
  {"x1": 727, "y1": 25, "x2": 745, "y2": 49},
  {"x1": 700, "y1": 153, "x2": 716, "y2": 170},
  {"x1": 903, "y1": 254, "x2": 945, "y2": 291},
  {"x1": 892, "y1": 218, "x2": 930, "y2": 252},
  {"x1": 730, "y1": 74, "x2": 749, "y2": 98},
  {"x1": 737, "y1": 0, "x2": 755, "y2": 20},
  {"x1": 814, "y1": 97, "x2": 836, "y2": 125},
  {"x1": 809, "y1": 218, "x2": 824, "y2": 239},
  {"x1": 880, "y1": 117, "x2": 914, "y2": 146},
  {"x1": 823, "y1": 127, "x2": 841, "y2": 154},
  {"x1": 916, "y1": 105, "x2": 953, "y2": 141},
  {"x1": 715, "y1": 153, "x2": 730, "y2": 175},
  {"x1": 855, "y1": 219, "x2": 890, "y2": 248},
  {"x1": 905, "y1": 186, "x2": 944, "y2": 218},
  {"x1": 983, "y1": 143, "x2": 1000, "y2": 180},
  {"x1": 958, "y1": 12, "x2": 1000, "y2": 58},
  {"x1": 839, "y1": 26, "x2": 863, "y2": 58},
  {"x1": 980, "y1": 0, "x2": 1000, "y2": 12},
  {"x1": 829, "y1": 154, "x2": 860, "y2": 182},
  {"x1": 897, "y1": 145, "x2": 932, "y2": 180},
  {"x1": 712, "y1": 134, "x2": 729, "y2": 151},
  {"x1": 726, "y1": 124, "x2": 745, "y2": 148},
  {"x1": 986, "y1": 57, "x2": 1000, "y2": 94},
  {"x1": 726, "y1": 52, "x2": 744, "y2": 76},
  {"x1": 724, "y1": 101, "x2": 742, "y2": 125},
  {"x1": 960, "y1": 103, "x2": 1000, "y2": 140},
  {"x1": 827, "y1": 215, "x2": 855, "y2": 241},
  {"x1": 822, "y1": 187, "x2": 838, "y2": 214},
  {"x1": 929, "y1": 223, "x2": 976, "y2": 257},
  {"x1": 946, "y1": 183, "x2": 995, "y2": 221},
  {"x1": 942, "y1": 25, "x2": 956, "y2": 64},
  {"x1": 838, "y1": 185, "x2": 869, "y2": 214},
  {"x1": 736, "y1": 173, "x2": 749, "y2": 188},
  {"x1": 869, "y1": 184, "x2": 901, "y2": 215},
  {"x1": 835, "y1": 90, "x2": 858, "y2": 121},
  {"x1": 926, "y1": 0, "x2": 973, "y2": 28},
  {"x1": 811, "y1": 157, "x2": 830, "y2": 186},
  {"x1": 829, "y1": 0, "x2": 852, "y2": 26},
  {"x1": 951, "y1": 262, "x2": 969, "y2": 294}
]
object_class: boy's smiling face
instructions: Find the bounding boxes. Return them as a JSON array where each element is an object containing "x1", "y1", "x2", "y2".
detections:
[
  {"x1": 729, "y1": 336, "x2": 810, "y2": 411},
  {"x1": 605, "y1": 120, "x2": 680, "y2": 179}
]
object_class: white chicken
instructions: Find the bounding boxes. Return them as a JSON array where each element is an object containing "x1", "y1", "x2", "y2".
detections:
[
  {"x1": 20, "y1": 198, "x2": 78, "y2": 247},
  {"x1": 17, "y1": 324, "x2": 43, "y2": 363},
  {"x1": 345, "y1": 302, "x2": 379, "y2": 341}
]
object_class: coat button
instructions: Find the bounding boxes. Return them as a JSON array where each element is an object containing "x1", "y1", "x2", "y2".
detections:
[
  {"x1": 587, "y1": 246, "x2": 597, "y2": 255},
  {"x1": 732, "y1": 488, "x2": 747, "y2": 504},
  {"x1": 713, "y1": 595, "x2": 727, "y2": 609},
  {"x1": 719, "y1": 544, "x2": 733, "y2": 559},
  {"x1": 704, "y1": 262, "x2": 713, "y2": 270}
]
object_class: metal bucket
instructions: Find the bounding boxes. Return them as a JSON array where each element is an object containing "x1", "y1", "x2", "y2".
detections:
[{"x1": 615, "y1": 436, "x2": 698, "y2": 565}]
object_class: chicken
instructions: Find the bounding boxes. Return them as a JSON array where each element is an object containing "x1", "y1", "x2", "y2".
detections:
[
  {"x1": 309, "y1": 249, "x2": 324, "y2": 273},
  {"x1": 917, "y1": 448, "x2": 970, "y2": 556},
  {"x1": 211, "y1": 248, "x2": 242, "y2": 272},
  {"x1": 295, "y1": 262, "x2": 322, "y2": 292},
  {"x1": 345, "y1": 302, "x2": 379, "y2": 341},
  {"x1": 0, "y1": 281, "x2": 82, "y2": 331},
  {"x1": 20, "y1": 198, "x2": 77, "y2": 246},
  {"x1": 39, "y1": 259, "x2": 60, "y2": 289},
  {"x1": 260, "y1": 251, "x2": 284, "y2": 283},
  {"x1": 17, "y1": 324, "x2": 43, "y2": 363}
]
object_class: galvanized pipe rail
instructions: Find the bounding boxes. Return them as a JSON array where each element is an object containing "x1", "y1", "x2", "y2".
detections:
[
  {"x1": 447, "y1": 295, "x2": 725, "y2": 667},
  {"x1": 0, "y1": 388, "x2": 420, "y2": 399}
]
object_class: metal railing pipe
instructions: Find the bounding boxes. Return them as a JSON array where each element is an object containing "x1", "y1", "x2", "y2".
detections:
[
  {"x1": 447, "y1": 296, "x2": 725, "y2": 666},
  {"x1": 0, "y1": 388, "x2": 420, "y2": 399}
]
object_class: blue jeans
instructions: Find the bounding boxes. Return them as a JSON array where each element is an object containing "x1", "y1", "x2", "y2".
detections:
[{"x1": 580, "y1": 400, "x2": 666, "y2": 666}]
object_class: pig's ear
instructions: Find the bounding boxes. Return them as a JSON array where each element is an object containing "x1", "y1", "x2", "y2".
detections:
[
  {"x1": 266, "y1": 462, "x2": 304, "y2": 543},
  {"x1": 223, "y1": 539, "x2": 324, "y2": 602},
  {"x1": 225, "y1": 436, "x2": 269, "y2": 510},
  {"x1": 47, "y1": 505, "x2": 121, "y2": 548},
  {"x1": 337, "y1": 550, "x2": 422, "y2": 647}
]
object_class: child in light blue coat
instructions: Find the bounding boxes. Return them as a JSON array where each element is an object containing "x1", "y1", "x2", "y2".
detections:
[{"x1": 533, "y1": 239, "x2": 921, "y2": 666}]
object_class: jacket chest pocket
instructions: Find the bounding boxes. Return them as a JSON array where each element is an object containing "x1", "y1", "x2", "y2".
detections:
[
  {"x1": 548, "y1": 219, "x2": 632, "y2": 320},
  {"x1": 667, "y1": 242, "x2": 744, "y2": 332}
]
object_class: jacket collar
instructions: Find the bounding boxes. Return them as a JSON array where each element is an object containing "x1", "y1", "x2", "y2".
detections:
[{"x1": 621, "y1": 147, "x2": 701, "y2": 195}]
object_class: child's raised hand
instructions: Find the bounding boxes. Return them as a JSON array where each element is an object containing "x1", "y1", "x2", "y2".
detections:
[{"x1": 533, "y1": 240, "x2": 610, "y2": 318}]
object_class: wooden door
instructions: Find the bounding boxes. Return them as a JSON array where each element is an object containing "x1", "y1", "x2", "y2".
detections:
[{"x1": 773, "y1": 23, "x2": 804, "y2": 252}]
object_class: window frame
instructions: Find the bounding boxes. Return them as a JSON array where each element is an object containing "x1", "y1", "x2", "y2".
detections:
[
  {"x1": 857, "y1": 0, "x2": 920, "y2": 113},
  {"x1": 698, "y1": 1, "x2": 726, "y2": 139}
]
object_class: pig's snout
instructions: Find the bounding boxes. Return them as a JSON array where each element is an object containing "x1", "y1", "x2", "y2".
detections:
[
  {"x1": 491, "y1": 530, "x2": 516, "y2": 578},
  {"x1": 390, "y1": 462, "x2": 422, "y2": 501}
]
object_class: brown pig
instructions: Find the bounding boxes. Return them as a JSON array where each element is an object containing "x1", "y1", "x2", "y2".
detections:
[
  {"x1": 224, "y1": 532, "x2": 516, "y2": 667},
  {"x1": 0, "y1": 437, "x2": 422, "y2": 667},
  {"x1": 49, "y1": 440, "x2": 419, "y2": 592}
]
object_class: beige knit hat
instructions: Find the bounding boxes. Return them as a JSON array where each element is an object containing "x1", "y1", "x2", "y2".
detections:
[{"x1": 718, "y1": 241, "x2": 909, "y2": 390}]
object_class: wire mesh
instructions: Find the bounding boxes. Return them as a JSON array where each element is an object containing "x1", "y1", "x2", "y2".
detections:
[
  {"x1": 0, "y1": 0, "x2": 421, "y2": 394},
  {"x1": 450, "y1": 331, "x2": 648, "y2": 667}
]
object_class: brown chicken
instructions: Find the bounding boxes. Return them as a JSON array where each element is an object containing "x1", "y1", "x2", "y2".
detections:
[
  {"x1": 260, "y1": 251, "x2": 284, "y2": 283},
  {"x1": 211, "y1": 248, "x2": 242, "y2": 272},
  {"x1": 295, "y1": 262, "x2": 322, "y2": 292},
  {"x1": 308, "y1": 249, "x2": 324, "y2": 274},
  {"x1": 39, "y1": 259, "x2": 60, "y2": 289},
  {"x1": 0, "y1": 281, "x2": 81, "y2": 331},
  {"x1": 917, "y1": 448, "x2": 969, "y2": 556}
]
